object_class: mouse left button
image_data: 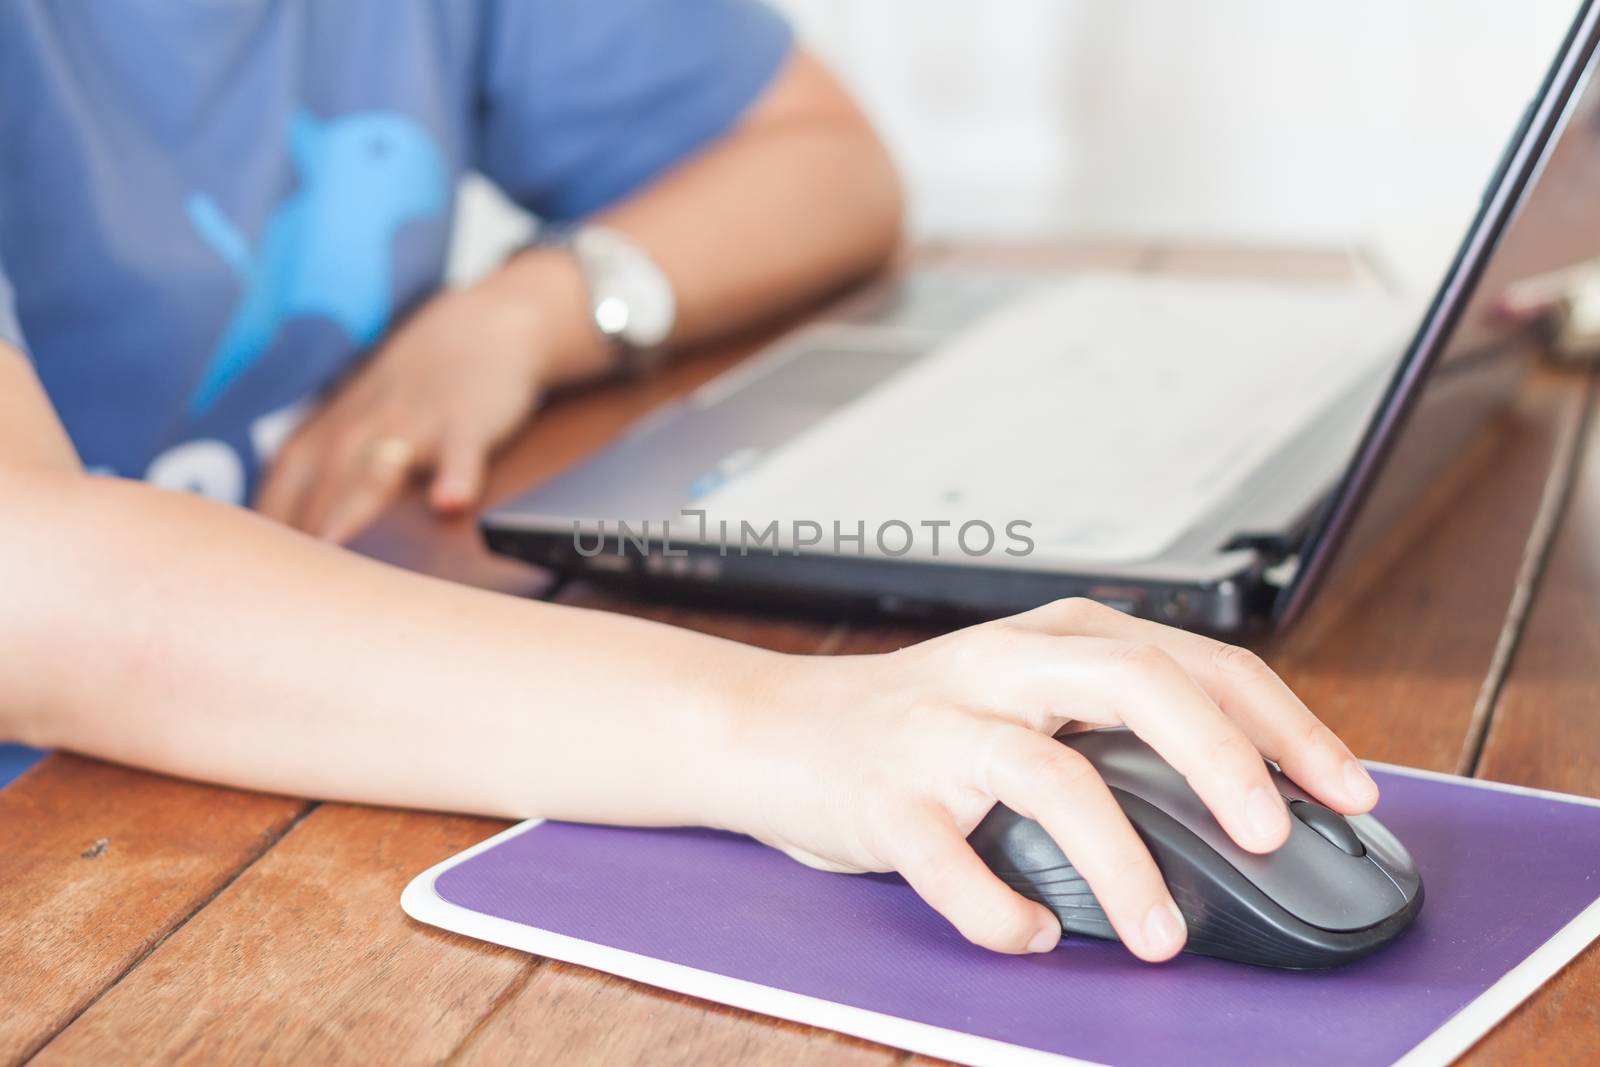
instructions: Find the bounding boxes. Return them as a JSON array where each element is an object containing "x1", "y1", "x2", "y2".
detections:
[{"x1": 1289, "y1": 800, "x2": 1366, "y2": 857}]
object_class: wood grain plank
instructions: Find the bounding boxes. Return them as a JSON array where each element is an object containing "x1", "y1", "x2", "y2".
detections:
[
  {"x1": 1463, "y1": 959, "x2": 1600, "y2": 1067},
  {"x1": 1476, "y1": 371, "x2": 1600, "y2": 797},
  {"x1": 450, "y1": 962, "x2": 895, "y2": 1067},
  {"x1": 32, "y1": 806, "x2": 522, "y2": 1066},
  {"x1": 1262, "y1": 369, "x2": 1589, "y2": 772},
  {"x1": 0, "y1": 757, "x2": 307, "y2": 1066},
  {"x1": 1461, "y1": 368, "x2": 1600, "y2": 1067}
]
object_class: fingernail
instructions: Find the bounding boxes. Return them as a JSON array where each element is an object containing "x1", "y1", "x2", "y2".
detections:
[
  {"x1": 1028, "y1": 925, "x2": 1060, "y2": 954},
  {"x1": 1143, "y1": 901, "x2": 1185, "y2": 955},
  {"x1": 1247, "y1": 785, "x2": 1288, "y2": 844},
  {"x1": 1343, "y1": 758, "x2": 1379, "y2": 809}
]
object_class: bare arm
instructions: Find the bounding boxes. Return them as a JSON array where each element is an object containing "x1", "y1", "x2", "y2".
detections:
[
  {"x1": 0, "y1": 344, "x2": 771, "y2": 824},
  {"x1": 575, "y1": 50, "x2": 905, "y2": 353},
  {"x1": 3, "y1": 333, "x2": 1384, "y2": 964},
  {"x1": 521, "y1": 49, "x2": 907, "y2": 371},
  {"x1": 258, "y1": 51, "x2": 904, "y2": 540}
]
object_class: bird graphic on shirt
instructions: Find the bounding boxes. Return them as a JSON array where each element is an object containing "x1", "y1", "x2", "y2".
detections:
[{"x1": 185, "y1": 107, "x2": 446, "y2": 416}]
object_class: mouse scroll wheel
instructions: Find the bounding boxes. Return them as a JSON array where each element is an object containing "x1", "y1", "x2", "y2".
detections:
[{"x1": 1289, "y1": 799, "x2": 1367, "y2": 857}]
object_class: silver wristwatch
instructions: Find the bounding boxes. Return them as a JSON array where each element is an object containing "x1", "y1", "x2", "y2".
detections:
[{"x1": 556, "y1": 225, "x2": 677, "y2": 377}]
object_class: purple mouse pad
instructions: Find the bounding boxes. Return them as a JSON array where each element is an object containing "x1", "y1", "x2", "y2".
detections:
[{"x1": 403, "y1": 766, "x2": 1600, "y2": 1067}]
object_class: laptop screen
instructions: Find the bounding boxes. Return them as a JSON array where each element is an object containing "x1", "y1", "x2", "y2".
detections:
[{"x1": 1274, "y1": 0, "x2": 1600, "y2": 628}]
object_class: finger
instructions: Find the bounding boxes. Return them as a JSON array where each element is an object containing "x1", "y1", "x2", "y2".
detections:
[
  {"x1": 1099, "y1": 643, "x2": 1294, "y2": 853},
  {"x1": 429, "y1": 425, "x2": 492, "y2": 514},
  {"x1": 981, "y1": 726, "x2": 1185, "y2": 962},
  {"x1": 1010, "y1": 599, "x2": 1377, "y2": 814},
  {"x1": 316, "y1": 466, "x2": 412, "y2": 544},
  {"x1": 296, "y1": 430, "x2": 411, "y2": 540},
  {"x1": 1189, "y1": 642, "x2": 1377, "y2": 814},
  {"x1": 292, "y1": 432, "x2": 373, "y2": 538},
  {"x1": 255, "y1": 431, "x2": 322, "y2": 525},
  {"x1": 888, "y1": 802, "x2": 1061, "y2": 955},
  {"x1": 311, "y1": 436, "x2": 420, "y2": 544},
  {"x1": 943, "y1": 626, "x2": 1292, "y2": 853}
]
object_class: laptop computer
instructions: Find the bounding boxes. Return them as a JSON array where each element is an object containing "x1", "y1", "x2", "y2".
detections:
[{"x1": 485, "y1": 1, "x2": 1600, "y2": 635}]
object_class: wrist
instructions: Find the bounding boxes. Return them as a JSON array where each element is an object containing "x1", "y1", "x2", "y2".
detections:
[
  {"x1": 474, "y1": 247, "x2": 618, "y2": 389},
  {"x1": 681, "y1": 646, "x2": 798, "y2": 835},
  {"x1": 697, "y1": 649, "x2": 857, "y2": 841}
]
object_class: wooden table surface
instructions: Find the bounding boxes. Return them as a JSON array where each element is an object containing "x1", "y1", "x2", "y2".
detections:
[{"x1": 4, "y1": 244, "x2": 1598, "y2": 1066}]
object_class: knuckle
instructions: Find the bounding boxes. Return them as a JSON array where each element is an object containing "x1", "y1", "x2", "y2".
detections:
[
  {"x1": 1203, "y1": 729, "x2": 1259, "y2": 771},
  {"x1": 1209, "y1": 642, "x2": 1274, "y2": 683},
  {"x1": 943, "y1": 622, "x2": 1038, "y2": 677},
  {"x1": 969, "y1": 901, "x2": 1047, "y2": 953},
  {"x1": 1108, "y1": 642, "x2": 1174, "y2": 678},
  {"x1": 974, "y1": 619, "x2": 1030, "y2": 649},
  {"x1": 1097, "y1": 843, "x2": 1161, "y2": 893},
  {"x1": 1050, "y1": 596, "x2": 1109, "y2": 629},
  {"x1": 975, "y1": 621, "x2": 1042, "y2": 661},
  {"x1": 985, "y1": 618, "x2": 1032, "y2": 640},
  {"x1": 1297, "y1": 715, "x2": 1340, "y2": 751},
  {"x1": 1029, "y1": 746, "x2": 1099, "y2": 798}
]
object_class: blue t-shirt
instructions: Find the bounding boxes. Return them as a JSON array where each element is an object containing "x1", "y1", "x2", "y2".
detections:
[{"x1": 0, "y1": 0, "x2": 791, "y2": 505}]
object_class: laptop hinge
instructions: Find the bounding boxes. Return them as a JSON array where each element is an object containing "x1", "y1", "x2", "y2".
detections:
[
  {"x1": 1223, "y1": 531, "x2": 1299, "y2": 561},
  {"x1": 1263, "y1": 554, "x2": 1302, "y2": 590},
  {"x1": 1222, "y1": 530, "x2": 1304, "y2": 591},
  {"x1": 1226, "y1": 488, "x2": 1334, "y2": 570}
]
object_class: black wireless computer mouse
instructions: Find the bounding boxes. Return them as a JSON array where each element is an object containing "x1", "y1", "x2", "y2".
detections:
[{"x1": 969, "y1": 727, "x2": 1423, "y2": 969}]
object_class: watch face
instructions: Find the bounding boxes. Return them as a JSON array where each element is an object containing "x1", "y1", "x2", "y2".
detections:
[
  {"x1": 594, "y1": 295, "x2": 633, "y2": 336},
  {"x1": 574, "y1": 227, "x2": 677, "y2": 348}
]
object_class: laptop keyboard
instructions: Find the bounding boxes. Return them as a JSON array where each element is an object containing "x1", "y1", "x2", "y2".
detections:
[{"x1": 696, "y1": 274, "x2": 1411, "y2": 564}]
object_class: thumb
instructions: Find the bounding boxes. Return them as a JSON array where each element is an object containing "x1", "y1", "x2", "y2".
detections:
[
  {"x1": 892, "y1": 805, "x2": 1061, "y2": 955},
  {"x1": 429, "y1": 427, "x2": 491, "y2": 514}
]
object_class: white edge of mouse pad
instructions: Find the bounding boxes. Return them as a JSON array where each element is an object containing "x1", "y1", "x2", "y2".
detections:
[{"x1": 401, "y1": 764, "x2": 1600, "y2": 1067}]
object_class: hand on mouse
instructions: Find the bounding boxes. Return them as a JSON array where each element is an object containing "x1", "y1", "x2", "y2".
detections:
[{"x1": 732, "y1": 597, "x2": 1380, "y2": 963}]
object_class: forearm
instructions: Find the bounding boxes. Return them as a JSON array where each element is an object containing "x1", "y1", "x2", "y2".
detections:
[
  {"x1": 596, "y1": 52, "x2": 904, "y2": 344},
  {"x1": 484, "y1": 51, "x2": 904, "y2": 387},
  {"x1": 3, "y1": 471, "x2": 777, "y2": 824}
]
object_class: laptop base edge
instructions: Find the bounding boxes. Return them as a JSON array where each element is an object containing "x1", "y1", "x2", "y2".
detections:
[{"x1": 485, "y1": 525, "x2": 1271, "y2": 637}]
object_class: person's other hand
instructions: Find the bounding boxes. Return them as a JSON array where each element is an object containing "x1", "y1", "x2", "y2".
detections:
[
  {"x1": 738, "y1": 598, "x2": 1378, "y2": 961},
  {"x1": 257, "y1": 250, "x2": 611, "y2": 543}
]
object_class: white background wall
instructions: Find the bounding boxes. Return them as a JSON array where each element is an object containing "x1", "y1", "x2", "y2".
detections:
[
  {"x1": 773, "y1": 0, "x2": 1582, "y2": 244},
  {"x1": 452, "y1": 1, "x2": 1586, "y2": 278}
]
